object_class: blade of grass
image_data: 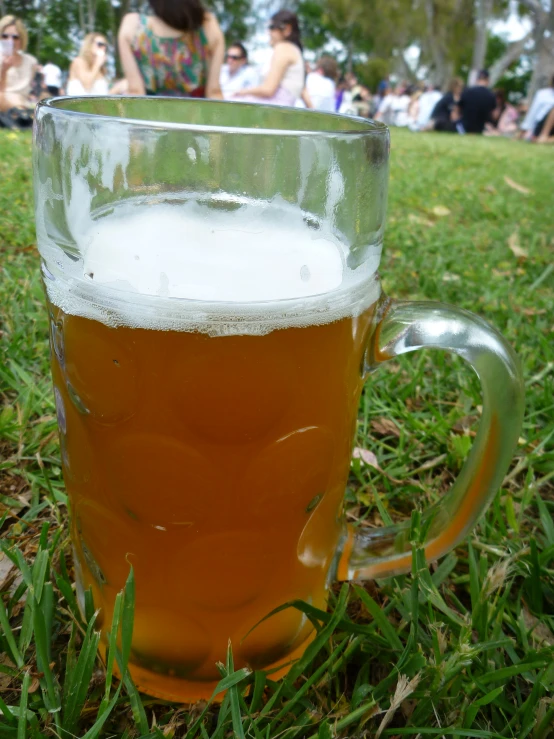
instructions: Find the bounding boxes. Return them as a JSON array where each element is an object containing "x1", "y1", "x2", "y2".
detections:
[
  {"x1": 32, "y1": 593, "x2": 61, "y2": 728},
  {"x1": 0, "y1": 597, "x2": 24, "y2": 668},
  {"x1": 0, "y1": 693, "x2": 16, "y2": 727},
  {"x1": 354, "y1": 585, "x2": 403, "y2": 650},
  {"x1": 17, "y1": 671, "x2": 30, "y2": 739},
  {"x1": 226, "y1": 642, "x2": 245, "y2": 739},
  {"x1": 61, "y1": 613, "x2": 100, "y2": 736}
]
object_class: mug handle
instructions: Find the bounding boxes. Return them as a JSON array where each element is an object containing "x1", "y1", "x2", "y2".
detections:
[{"x1": 336, "y1": 299, "x2": 525, "y2": 581}]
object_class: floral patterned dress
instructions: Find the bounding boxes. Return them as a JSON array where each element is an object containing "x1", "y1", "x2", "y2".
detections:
[{"x1": 131, "y1": 15, "x2": 208, "y2": 97}]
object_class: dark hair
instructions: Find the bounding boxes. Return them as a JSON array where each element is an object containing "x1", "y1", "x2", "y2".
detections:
[
  {"x1": 478, "y1": 69, "x2": 490, "y2": 81},
  {"x1": 148, "y1": 0, "x2": 205, "y2": 32},
  {"x1": 494, "y1": 87, "x2": 506, "y2": 107},
  {"x1": 317, "y1": 54, "x2": 338, "y2": 81},
  {"x1": 448, "y1": 76, "x2": 464, "y2": 94},
  {"x1": 228, "y1": 41, "x2": 248, "y2": 61},
  {"x1": 270, "y1": 9, "x2": 302, "y2": 51}
]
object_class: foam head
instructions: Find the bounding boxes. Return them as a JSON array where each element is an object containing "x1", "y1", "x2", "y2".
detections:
[
  {"x1": 45, "y1": 200, "x2": 381, "y2": 335},
  {"x1": 82, "y1": 203, "x2": 345, "y2": 302}
]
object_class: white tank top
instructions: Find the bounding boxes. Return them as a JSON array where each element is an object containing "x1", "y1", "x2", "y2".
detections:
[
  {"x1": 66, "y1": 76, "x2": 109, "y2": 96},
  {"x1": 280, "y1": 46, "x2": 304, "y2": 101}
]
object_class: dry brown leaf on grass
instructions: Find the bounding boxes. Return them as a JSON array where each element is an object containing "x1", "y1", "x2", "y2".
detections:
[
  {"x1": 504, "y1": 176, "x2": 532, "y2": 195},
  {"x1": 352, "y1": 447, "x2": 404, "y2": 484},
  {"x1": 352, "y1": 447, "x2": 380, "y2": 470},
  {"x1": 0, "y1": 551, "x2": 13, "y2": 588},
  {"x1": 508, "y1": 232, "x2": 528, "y2": 259},
  {"x1": 442, "y1": 272, "x2": 461, "y2": 282},
  {"x1": 408, "y1": 213, "x2": 435, "y2": 227},
  {"x1": 522, "y1": 608, "x2": 554, "y2": 647},
  {"x1": 371, "y1": 417, "x2": 401, "y2": 438},
  {"x1": 431, "y1": 205, "x2": 451, "y2": 217},
  {"x1": 0, "y1": 655, "x2": 16, "y2": 690}
]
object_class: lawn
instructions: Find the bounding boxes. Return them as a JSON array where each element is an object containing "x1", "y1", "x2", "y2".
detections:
[{"x1": 0, "y1": 126, "x2": 553, "y2": 738}]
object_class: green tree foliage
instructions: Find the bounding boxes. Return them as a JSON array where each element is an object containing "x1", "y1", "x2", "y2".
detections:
[
  {"x1": 0, "y1": 0, "x2": 256, "y2": 69},
  {"x1": 207, "y1": 0, "x2": 254, "y2": 42}
]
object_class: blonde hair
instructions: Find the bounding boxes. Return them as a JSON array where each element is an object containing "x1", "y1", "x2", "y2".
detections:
[
  {"x1": 78, "y1": 32, "x2": 108, "y2": 73},
  {"x1": 0, "y1": 15, "x2": 28, "y2": 51}
]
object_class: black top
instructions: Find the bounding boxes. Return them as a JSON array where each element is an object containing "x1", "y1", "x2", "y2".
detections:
[
  {"x1": 459, "y1": 85, "x2": 497, "y2": 133},
  {"x1": 431, "y1": 92, "x2": 455, "y2": 122}
]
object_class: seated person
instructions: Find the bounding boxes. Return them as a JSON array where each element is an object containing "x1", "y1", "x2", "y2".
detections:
[
  {"x1": 520, "y1": 75, "x2": 554, "y2": 141},
  {"x1": 484, "y1": 88, "x2": 518, "y2": 136},
  {"x1": 301, "y1": 54, "x2": 337, "y2": 112},
  {"x1": 457, "y1": 69, "x2": 497, "y2": 134},
  {"x1": 0, "y1": 15, "x2": 38, "y2": 114},
  {"x1": 430, "y1": 78, "x2": 463, "y2": 132},
  {"x1": 67, "y1": 33, "x2": 110, "y2": 95},
  {"x1": 220, "y1": 42, "x2": 258, "y2": 99}
]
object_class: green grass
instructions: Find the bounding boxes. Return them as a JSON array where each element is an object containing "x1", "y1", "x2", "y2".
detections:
[{"x1": 1, "y1": 127, "x2": 553, "y2": 738}]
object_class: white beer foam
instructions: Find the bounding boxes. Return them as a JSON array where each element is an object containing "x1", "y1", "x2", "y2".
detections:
[
  {"x1": 82, "y1": 204, "x2": 344, "y2": 302},
  {"x1": 45, "y1": 202, "x2": 381, "y2": 336}
]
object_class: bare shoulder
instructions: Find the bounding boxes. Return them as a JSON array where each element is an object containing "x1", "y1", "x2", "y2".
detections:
[
  {"x1": 274, "y1": 41, "x2": 298, "y2": 62},
  {"x1": 119, "y1": 12, "x2": 140, "y2": 39},
  {"x1": 70, "y1": 57, "x2": 85, "y2": 72}
]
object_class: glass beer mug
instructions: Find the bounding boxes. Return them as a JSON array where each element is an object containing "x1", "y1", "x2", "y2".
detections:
[{"x1": 33, "y1": 98, "x2": 524, "y2": 702}]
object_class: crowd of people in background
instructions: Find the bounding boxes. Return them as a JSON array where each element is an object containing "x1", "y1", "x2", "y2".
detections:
[{"x1": 1, "y1": 0, "x2": 553, "y2": 143}]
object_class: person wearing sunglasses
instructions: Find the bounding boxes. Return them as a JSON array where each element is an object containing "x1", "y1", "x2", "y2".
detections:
[
  {"x1": 118, "y1": 0, "x2": 223, "y2": 98},
  {"x1": 0, "y1": 15, "x2": 38, "y2": 114},
  {"x1": 67, "y1": 33, "x2": 110, "y2": 96},
  {"x1": 220, "y1": 42, "x2": 259, "y2": 100},
  {"x1": 233, "y1": 10, "x2": 304, "y2": 107}
]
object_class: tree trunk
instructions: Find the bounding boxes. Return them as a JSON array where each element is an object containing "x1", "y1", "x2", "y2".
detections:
[
  {"x1": 346, "y1": 34, "x2": 354, "y2": 74},
  {"x1": 424, "y1": 0, "x2": 450, "y2": 87},
  {"x1": 518, "y1": 0, "x2": 554, "y2": 101},
  {"x1": 527, "y1": 1, "x2": 554, "y2": 100},
  {"x1": 78, "y1": 0, "x2": 86, "y2": 34},
  {"x1": 87, "y1": 0, "x2": 97, "y2": 33},
  {"x1": 489, "y1": 30, "x2": 533, "y2": 86},
  {"x1": 469, "y1": 0, "x2": 493, "y2": 85},
  {"x1": 396, "y1": 49, "x2": 417, "y2": 84},
  {"x1": 528, "y1": 34, "x2": 554, "y2": 100}
]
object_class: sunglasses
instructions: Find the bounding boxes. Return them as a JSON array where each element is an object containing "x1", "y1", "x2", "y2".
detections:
[
  {"x1": 268, "y1": 23, "x2": 285, "y2": 31},
  {"x1": 226, "y1": 53, "x2": 244, "y2": 60},
  {"x1": 96, "y1": 41, "x2": 107, "y2": 48},
  {"x1": 1, "y1": 33, "x2": 20, "y2": 40}
]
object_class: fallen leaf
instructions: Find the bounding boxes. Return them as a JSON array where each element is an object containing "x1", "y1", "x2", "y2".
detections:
[
  {"x1": 522, "y1": 608, "x2": 554, "y2": 646},
  {"x1": 504, "y1": 176, "x2": 532, "y2": 195},
  {"x1": 352, "y1": 447, "x2": 380, "y2": 469},
  {"x1": 508, "y1": 232, "x2": 528, "y2": 259},
  {"x1": 484, "y1": 184, "x2": 497, "y2": 193},
  {"x1": 431, "y1": 205, "x2": 451, "y2": 217},
  {"x1": 0, "y1": 655, "x2": 16, "y2": 690},
  {"x1": 371, "y1": 417, "x2": 401, "y2": 438},
  {"x1": 452, "y1": 414, "x2": 478, "y2": 436},
  {"x1": 0, "y1": 552, "x2": 13, "y2": 589},
  {"x1": 408, "y1": 213, "x2": 435, "y2": 227}
]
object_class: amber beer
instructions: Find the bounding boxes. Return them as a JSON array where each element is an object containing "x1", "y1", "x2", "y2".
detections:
[
  {"x1": 36, "y1": 95, "x2": 526, "y2": 706},
  {"x1": 46, "y1": 208, "x2": 379, "y2": 700}
]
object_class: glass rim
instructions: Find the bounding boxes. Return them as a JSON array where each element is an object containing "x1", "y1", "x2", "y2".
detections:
[{"x1": 37, "y1": 96, "x2": 389, "y2": 138}]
